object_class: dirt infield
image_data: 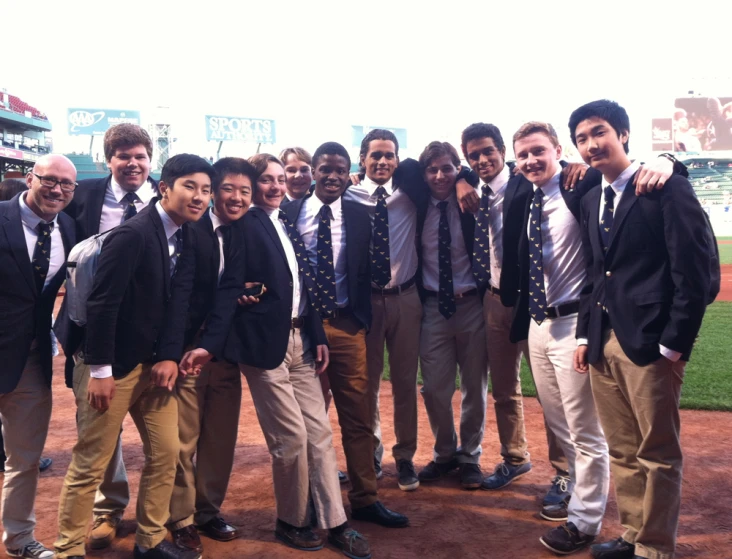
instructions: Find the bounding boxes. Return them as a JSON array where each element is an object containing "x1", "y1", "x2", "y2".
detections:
[
  {"x1": 2, "y1": 352, "x2": 730, "y2": 559},
  {"x1": 719, "y1": 264, "x2": 732, "y2": 302}
]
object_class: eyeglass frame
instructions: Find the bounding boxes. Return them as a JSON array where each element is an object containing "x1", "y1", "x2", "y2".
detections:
[{"x1": 32, "y1": 173, "x2": 78, "y2": 193}]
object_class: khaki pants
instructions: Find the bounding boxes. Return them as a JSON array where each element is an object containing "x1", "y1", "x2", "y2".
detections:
[
  {"x1": 168, "y1": 357, "x2": 242, "y2": 530},
  {"x1": 72, "y1": 356, "x2": 129, "y2": 519},
  {"x1": 323, "y1": 316, "x2": 378, "y2": 509},
  {"x1": 590, "y1": 330, "x2": 685, "y2": 559},
  {"x1": 242, "y1": 328, "x2": 347, "y2": 529},
  {"x1": 0, "y1": 349, "x2": 51, "y2": 551},
  {"x1": 55, "y1": 363, "x2": 179, "y2": 557},
  {"x1": 366, "y1": 285, "x2": 422, "y2": 465},
  {"x1": 420, "y1": 295, "x2": 488, "y2": 464}
]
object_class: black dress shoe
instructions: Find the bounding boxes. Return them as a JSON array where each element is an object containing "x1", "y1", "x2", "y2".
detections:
[
  {"x1": 134, "y1": 540, "x2": 201, "y2": 559},
  {"x1": 171, "y1": 525, "x2": 203, "y2": 553},
  {"x1": 590, "y1": 537, "x2": 635, "y2": 559},
  {"x1": 39, "y1": 457, "x2": 52, "y2": 472},
  {"x1": 196, "y1": 516, "x2": 241, "y2": 541},
  {"x1": 351, "y1": 501, "x2": 409, "y2": 528}
]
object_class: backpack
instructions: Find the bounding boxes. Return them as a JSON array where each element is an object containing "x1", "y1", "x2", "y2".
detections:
[{"x1": 65, "y1": 229, "x2": 114, "y2": 326}]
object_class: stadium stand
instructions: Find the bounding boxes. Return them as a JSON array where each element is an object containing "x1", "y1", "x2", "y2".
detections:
[{"x1": 683, "y1": 156, "x2": 732, "y2": 203}]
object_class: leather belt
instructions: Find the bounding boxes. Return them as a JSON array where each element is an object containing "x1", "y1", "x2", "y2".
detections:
[
  {"x1": 424, "y1": 288, "x2": 478, "y2": 299},
  {"x1": 486, "y1": 284, "x2": 501, "y2": 297},
  {"x1": 545, "y1": 301, "x2": 580, "y2": 319},
  {"x1": 291, "y1": 317, "x2": 304, "y2": 329},
  {"x1": 371, "y1": 276, "x2": 416, "y2": 296},
  {"x1": 322, "y1": 307, "x2": 353, "y2": 319}
]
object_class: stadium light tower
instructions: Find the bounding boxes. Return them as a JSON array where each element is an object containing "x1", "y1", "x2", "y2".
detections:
[{"x1": 148, "y1": 106, "x2": 172, "y2": 171}]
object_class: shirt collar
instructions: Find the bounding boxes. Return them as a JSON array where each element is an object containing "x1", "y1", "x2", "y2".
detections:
[
  {"x1": 209, "y1": 207, "x2": 225, "y2": 231},
  {"x1": 364, "y1": 176, "x2": 393, "y2": 197},
  {"x1": 110, "y1": 176, "x2": 154, "y2": 203},
  {"x1": 602, "y1": 160, "x2": 641, "y2": 195},
  {"x1": 307, "y1": 193, "x2": 342, "y2": 217},
  {"x1": 533, "y1": 168, "x2": 562, "y2": 199},
  {"x1": 430, "y1": 193, "x2": 456, "y2": 207},
  {"x1": 19, "y1": 192, "x2": 58, "y2": 229},
  {"x1": 251, "y1": 203, "x2": 279, "y2": 220},
  {"x1": 483, "y1": 164, "x2": 510, "y2": 196},
  {"x1": 155, "y1": 201, "x2": 181, "y2": 239}
]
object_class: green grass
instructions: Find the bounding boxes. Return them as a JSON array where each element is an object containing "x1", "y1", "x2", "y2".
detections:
[
  {"x1": 717, "y1": 236, "x2": 732, "y2": 241},
  {"x1": 381, "y1": 301, "x2": 732, "y2": 411},
  {"x1": 718, "y1": 242, "x2": 732, "y2": 265}
]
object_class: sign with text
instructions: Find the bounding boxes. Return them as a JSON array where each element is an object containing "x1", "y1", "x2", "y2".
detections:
[
  {"x1": 205, "y1": 115, "x2": 276, "y2": 143},
  {"x1": 67, "y1": 108, "x2": 141, "y2": 136},
  {"x1": 0, "y1": 146, "x2": 23, "y2": 160},
  {"x1": 351, "y1": 125, "x2": 408, "y2": 150}
]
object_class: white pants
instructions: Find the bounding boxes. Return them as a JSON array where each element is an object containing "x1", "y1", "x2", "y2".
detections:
[{"x1": 528, "y1": 314, "x2": 609, "y2": 536}]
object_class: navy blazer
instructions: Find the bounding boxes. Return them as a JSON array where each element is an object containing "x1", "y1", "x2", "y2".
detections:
[
  {"x1": 84, "y1": 205, "x2": 194, "y2": 377},
  {"x1": 577, "y1": 174, "x2": 711, "y2": 366},
  {"x1": 282, "y1": 194, "x2": 373, "y2": 331},
  {"x1": 0, "y1": 194, "x2": 75, "y2": 393},
  {"x1": 198, "y1": 206, "x2": 328, "y2": 370}
]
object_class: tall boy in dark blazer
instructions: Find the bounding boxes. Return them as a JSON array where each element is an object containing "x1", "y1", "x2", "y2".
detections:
[
  {"x1": 55, "y1": 154, "x2": 215, "y2": 559},
  {"x1": 0, "y1": 155, "x2": 77, "y2": 559},
  {"x1": 571, "y1": 100, "x2": 711, "y2": 559}
]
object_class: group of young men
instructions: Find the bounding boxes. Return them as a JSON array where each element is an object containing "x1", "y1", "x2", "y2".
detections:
[{"x1": 0, "y1": 97, "x2": 713, "y2": 559}]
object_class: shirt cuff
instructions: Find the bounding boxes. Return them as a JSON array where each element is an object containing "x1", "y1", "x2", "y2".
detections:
[
  {"x1": 90, "y1": 364, "x2": 113, "y2": 379},
  {"x1": 576, "y1": 338, "x2": 588, "y2": 347},
  {"x1": 659, "y1": 344, "x2": 682, "y2": 362}
]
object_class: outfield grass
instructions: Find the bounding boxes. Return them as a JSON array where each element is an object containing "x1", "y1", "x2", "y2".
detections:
[
  {"x1": 719, "y1": 242, "x2": 732, "y2": 265},
  {"x1": 382, "y1": 301, "x2": 732, "y2": 411}
]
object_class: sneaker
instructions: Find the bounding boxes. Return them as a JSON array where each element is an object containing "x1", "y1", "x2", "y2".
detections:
[
  {"x1": 374, "y1": 459, "x2": 383, "y2": 480},
  {"x1": 89, "y1": 514, "x2": 122, "y2": 549},
  {"x1": 328, "y1": 526, "x2": 371, "y2": 559},
  {"x1": 396, "y1": 459, "x2": 419, "y2": 491},
  {"x1": 543, "y1": 475, "x2": 572, "y2": 506},
  {"x1": 6, "y1": 541, "x2": 54, "y2": 558},
  {"x1": 459, "y1": 463, "x2": 483, "y2": 489},
  {"x1": 418, "y1": 459, "x2": 459, "y2": 482},
  {"x1": 540, "y1": 522, "x2": 595, "y2": 555},
  {"x1": 540, "y1": 502, "x2": 569, "y2": 522},
  {"x1": 481, "y1": 461, "x2": 532, "y2": 490}
]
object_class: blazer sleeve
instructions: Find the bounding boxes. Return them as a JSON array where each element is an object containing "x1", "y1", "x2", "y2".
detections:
[
  {"x1": 576, "y1": 195, "x2": 595, "y2": 341},
  {"x1": 84, "y1": 227, "x2": 145, "y2": 365}
]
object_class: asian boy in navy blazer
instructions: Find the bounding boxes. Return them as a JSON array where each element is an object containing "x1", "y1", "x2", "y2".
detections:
[
  {"x1": 284, "y1": 142, "x2": 408, "y2": 530},
  {"x1": 155, "y1": 158, "x2": 256, "y2": 554},
  {"x1": 182, "y1": 153, "x2": 371, "y2": 559},
  {"x1": 55, "y1": 124, "x2": 159, "y2": 549},
  {"x1": 55, "y1": 154, "x2": 214, "y2": 559},
  {"x1": 570, "y1": 100, "x2": 711, "y2": 559},
  {"x1": 0, "y1": 155, "x2": 77, "y2": 559}
]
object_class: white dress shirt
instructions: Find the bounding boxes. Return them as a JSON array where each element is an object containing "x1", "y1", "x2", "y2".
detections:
[
  {"x1": 481, "y1": 164, "x2": 511, "y2": 289},
  {"x1": 344, "y1": 176, "x2": 418, "y2": 289},
  {"x1": 528, "y1": 170, "x2": 585, "y2": 308},
  {"x1": 19, "y1": 193, "x2": 64, "y2": 290},
  {"x1": 296, "y1": 195, "x2": 349, "y2": 308},
  {"x1": 209, "y1": 208, "x2": 226, "y2": 282},
  {"x1": 421, "y1": 194, "x2": 475, "y2": 294},
  {"x1": 98, "y1": 178, "x2": 157, "y2": 233}
]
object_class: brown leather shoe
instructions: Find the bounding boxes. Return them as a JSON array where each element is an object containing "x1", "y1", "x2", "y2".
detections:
[
  {"x1": 171, "y1": 525, "x2": 203, "y2": 553},
  {"x1": 195, "y1": 516, "x2": 240, "y2": 542},
  {"x1": 89, "y1": 514, "x2": 121, "y2": 549},
  {"x1": 274, "y1": 519, "x2": 323, "y2": 551}
]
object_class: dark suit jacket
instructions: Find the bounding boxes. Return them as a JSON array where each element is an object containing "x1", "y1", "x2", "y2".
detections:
[
  {"x1": 83, "y1": 205, "x2": 194, "y2": 377},
  {"x1": 0, "y1": 194, "x2": 75, "y2": 393},
  {"x1": 283, "y1": 195, "x2": 373, "y2": 331},
  {"x1": 198, "y1": 206, "x2": 328, "y2": 370},
  {"x1": 577, "y1": 174, "x2": 711, "y2": 366},
  {"x1": 509, "y1": 166, "x2": 602, "y2": 343}
]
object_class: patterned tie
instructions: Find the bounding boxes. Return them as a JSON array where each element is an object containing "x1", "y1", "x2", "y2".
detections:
[
  {"x1": 279, "y1": 210, "x2": 323, "y2": 314},
  {"x1": 600, "y1": 186, "x2": 615, "y2": 251},
  {"x1": 371, "y1": 185, "x2": 392, "y2": 288},
  {"x1": 122, "y1": 191, "x2": 140, "y2": 222},
  {"x1": 32, "y1": 221, "x2": 53, "y2": 293},
  {"x1": 171, "y1": 229, "x2": 184, "y2": 277},
  {"x1": 317, "y1": 205, "x2": 337, "y2": 316},
  {"x1": 528, "y1": 188, "x2": 548, "y2": 324},
  {"x1": 437, "y1": 201, "x2": 456, "y2": 319},
  {"x1": 472, "y1": 184, "x2": 492, "y2": 288}
]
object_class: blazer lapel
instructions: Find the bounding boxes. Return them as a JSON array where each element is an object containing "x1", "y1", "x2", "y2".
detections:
[
  {"x1": 2, "y1": 196, "x2": 36, "y2": 295},
  {"x1": 89, "y1": 177, "x2": 110, "y2": 236},
  {"x1": 585, "y1": 187, "x2": 604, "y2": 255},
  {"x1": 149, "y1": 207, "x2": 172, "y2": 296},
  {"x1": 607, "y1": 173, "x2": 639, "y2": 251},
  {"x1": 255, "y1": 208, "x2": 289, "y2": 273}
]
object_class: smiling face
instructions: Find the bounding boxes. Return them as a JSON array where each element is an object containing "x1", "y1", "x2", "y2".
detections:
[
  {"x1": 313, "y1": 153, "x2": 349, "y2": 205},
  {"x1": 464, "y1": 137, "x2": 506, "y2": 184},
  {"x1": 424, "y1": 154, "x2": 459, "y2": 200},
  {"x1": 360, "y1": 139, "x2": 399, "y2": 185},
  {"x1": 573, "y1": 116, "x2": 630, "y2": 182},
  {"x1": 513, "y1": 132, "x2": 562, "y2": 187},
  {"x1": 159, "y1": 172, "x2": 212, "y2": 226},
  {"x1": 253, "y1": 161, "x2": 286, "y2": 210},
  {"x1": 213, "y1": 173, "x2": 252, "y2": 224},
  {"x1": 25, "y1": 155, "x2": 77, "y2": 221},
  {"x1": 282, "y1": 154, "x2": 313, "y2": 200},
  {"x1": 107, "y1": 144, "x2": 151, "y2": 192}
]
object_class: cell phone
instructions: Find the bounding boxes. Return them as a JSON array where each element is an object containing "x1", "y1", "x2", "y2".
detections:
[{"x1": 239, "y1": 283, "x2": 264, "y2": 298}]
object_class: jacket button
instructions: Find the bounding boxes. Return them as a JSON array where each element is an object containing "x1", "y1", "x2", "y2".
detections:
[{"x1": 605, "y1": 271, "x2": 612, "y2": 277}]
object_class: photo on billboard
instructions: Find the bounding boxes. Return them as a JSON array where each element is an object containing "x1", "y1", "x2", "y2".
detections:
[{"x1": 673, "y1": 96, "x2": 732, "y2": 152}]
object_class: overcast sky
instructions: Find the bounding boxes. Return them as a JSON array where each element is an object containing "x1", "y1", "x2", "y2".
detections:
[{"x1": 3, "y1": 0, "x2": 731, "y2": 162}]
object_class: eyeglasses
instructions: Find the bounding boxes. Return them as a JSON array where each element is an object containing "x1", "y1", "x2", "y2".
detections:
[{"x1": 33, "y1": 173, "x2": 78, "y2": 192}]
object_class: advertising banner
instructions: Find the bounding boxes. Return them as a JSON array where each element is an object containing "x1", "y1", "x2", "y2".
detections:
[
  {"x1": 67, "y1": 108, "x2": 141, "y2": 136},
  {"x1": 0, "y1": 146, "x2": 23, "y2": 160},
  {"x1": 205, "y1": 115, "x2": 276, "y2": 143}
]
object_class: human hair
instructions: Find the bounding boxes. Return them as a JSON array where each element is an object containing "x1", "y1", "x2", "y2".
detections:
[
  {"x1": 211, "y1": 157, "x2": 257, "y2": 193},
  {"x1": 279, "y1": 146, "x2": 312, "y2": 166},
  {"x1": 159, "y1": 153, "x2": 217, "y2": 189},
  {"x1": 103, "y1": 123, "x2": 154, "y2": 161},
  {"x1": 312, "y1": 142, "x2": 351, "y2": 169},
  {"x1": 418, "y1": 141, "x2": 460, "y2": 170},
  {"x1": 460, "y1": 122, "x2": 505, "y2": 157},
  {"x1": 512, "y1": 121, "x2": 559, "y2": 148},
  {"x1": 0, "y1": 178, "x2": 28, "y2": 201},
  {"x1": 568, "y1": 99, "x2": 631, "y2": 154},
  {"x1": 359, "y1": 128, "x2": 399, "y2": 160},
  {"x1": 248, "y1": 153, "x2": 284, "y2": 195}
]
